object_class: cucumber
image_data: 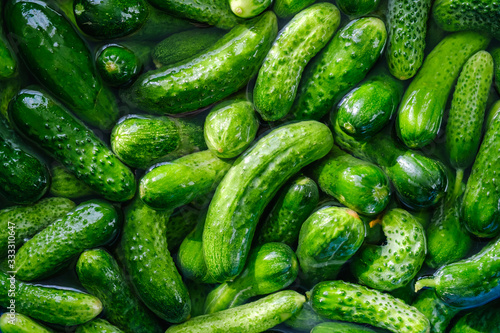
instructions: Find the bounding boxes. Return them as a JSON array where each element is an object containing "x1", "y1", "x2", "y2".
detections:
[
  {"x1": 0, "y1": 271, "x2": 102, "y2": 325},
  {"x1": 296, "y1": 206, "x2": 365, "y2": 285},
  {"x1": 124, "y1": 12, "x2": 277, "y2": 115},
  {"x1": 336, "y1": 0, "x2": 380, "y2": 16},
  {"x1": 449, "y1": 304, "x2": 500, "y2": 333},
  {"x1": 76, "y1": 249, "x2": 162, "y2": 333},
  {"x1": 253, "y1": 3, "x2": 340, "y2": 121},
  {"x1": 167, "y1": 205, "x2": 201, "y2": 251},
  {"x1": 204, "y1": 242, "x2": 298, "y2": 314},
  {"x1": 412, "y1": 289, "x2": 460, "y2": 333},
  {"x1": 291, "y1": 17, "x2": 387, "y2": 120},
  {"x1": 186, "y1": 280, "x2": 211, "y2": 318},
  {"x1": 229, "y1": 0, "x2": 272, "y2": 18},
  {"x1": 76, "y1": 319, "x2": 124, "y2": 333},
  {"x1": 119, "y1": 198, "x2": 190, "y2": 323},
  {"x1": 9, "y1": 87, "x2": 136, "y2": 202},
  {"x1": 284, "y1": 301, "x2": 329, "y2": 331},
  {"x1": 0, "y1": 77, "x2": 21, "y2": 121},
  {"x1": 386, "y1": 0, "x2": 432, "y2": 80},
  {"x1": 494, "y1": 48, "x2": 500, "y2": 94},
  {"x1": 486, "y1": 99, "x2": 500, "y2": 131},
  {"x1": 0, "y1": 313, "x2": 53, "y2": 333},
  {"x1": 96, "y1": 44, "x2": 141, "y2": 87},
  {"x1": 204, "y1": 99, "x2": 259, "y2": 158},
  {"x1": 310, "y1": 281, "x2": 431, "y2": 333},
  {"x1": 396, "y1": 31, "x2": 490, "y2": 149},
  {"x1": 273, "y1": 0, "x2": 316, "y2": 18},
  {"x1": 14, "y1": 200, "x2": 120, "y2": 281},
  {"x1": 140, "y1": 150, "x2": 232, "y2": 210},
  {"x1": 5, "y1": 0, "x2": 119, "y2": 130},
  {"x1": 256, "y1": 175, "x2": 319, "y2": 247},
  {"x1": 203, "y1": 121, "x2": 333, "y2": 282},
  {"x1": 49, "y1": 164, "x2": 94, "y2": 199},
  {"x1": 0, "y1": 36, "x2": 17, "y2": 80},
  {"x1": 433, "y1": 0, "x2": 500, "y2": 40},
  {"x1": 166, "y1": 290, "x2": 305, "y2": 333},
  {"x1": 311, "y1": 145, "x2": 391, "y2": 216},
  {"x1": 311, "y1": 322, "x2": 377, "y2": 333}
]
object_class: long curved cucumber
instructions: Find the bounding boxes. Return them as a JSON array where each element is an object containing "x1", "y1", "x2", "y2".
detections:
[
  {"x1": 0, "y1": 313, "x2": 53, "y2": 333},
  {"x1": 412, "y1": 289, "x2": 460, "y2": 333}
]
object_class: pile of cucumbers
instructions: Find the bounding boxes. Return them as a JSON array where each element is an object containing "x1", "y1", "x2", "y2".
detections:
[{"x1": 0, "y1": 0, "x2": 500, "y2": 332}]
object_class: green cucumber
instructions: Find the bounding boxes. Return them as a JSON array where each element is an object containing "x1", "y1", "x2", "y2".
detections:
[
  {"x1": 5, "y1": 0, "x2": 119, "y2": 130},
  {"x1": 310, "y1": 281, "x2": 431, "y2": 333},
  {"x1": 123, "y1": 12, "x2": 277, "y2": 115},
  {"x1": 140, "y1": 150, "x2": 232, "y2": 210},
  {"x1": 273, "y1": 0, "x2": 316, "y2": 18},
  {"x1": 386, "y1": 0, "x2": 432, "y2": 80},
  {"x1": 0, "y1": 77, "x2": 21, "y2": 121},
  {"x1": 9, "y1": 87, "x2": 136, "y2": 202},
  {"x1": 166, "y1": 290, "x2": 305, "y2": 333},
  {"x1": 284, "y1": 301, "x2": 329, "y2": 331},
  {"x1": 167, "y1": 205, "x2": 201, "y2": 251},
  {"x1": 412, "y1": 289, "x2": 460, "y2": 333},
  {"x1": 336, "y1": 0, "x2": 380, "y2": 16},
  {"x1": 311, "y1": 322, "x2": 377, "y2": 333},
  {"x1": 296, "y1": 206, "x2": 365, "y2": 285},
  {"x1": 0, "y1": 271, "x2": 102, "y2": 326},
  {"x1": 291, "y1": 17, "x2": 387, "y2": 120},
  {"x1": 0, "y1": 313, "x2": 53, "y2": 333},
  {"x1": 253, "y1": 3, "x2": 340, "y2": 121},
  {"x1": 186, "y1": 280, "x2": 211, "y2": 318},
  {"x1": 449, "y1": 304, "x2": 500, "y2": 333},
  {"x1": 486, "y1": 99, "x2": 500, "y2": 131},
  {"x1": 49, "y1": 164, "x2": 94, "y2": 199},
  {"x1": 203, "y1": 121, "x2": 333, "y2": 282},
  {"x1": 96, "y1": 44, "x2": 141, "y2": 87},
  {"x1": 256, "y1": 175, "x2": 319, "y2": 247},
  {"x1": 493, "y1": 48, "x2": 500, "y2": 94},
  {"x1": 204, "y1": 242, "x2": 298, "y2": 314},
  {"x1": 0, "y1": 36, "x2": 17, "y2": 80},
  {"x1": 396, "y1": 31, "x2": 490, "y2": 149},
  {"x1": 119, "y1": 198, "x2": 190, "y2": 323},
  {"x1": 229, "y1": 0, "x2": 272, "y2": 18},
  {"x1": 76, "y1": 319, "x2": 124, "y2": 333}
]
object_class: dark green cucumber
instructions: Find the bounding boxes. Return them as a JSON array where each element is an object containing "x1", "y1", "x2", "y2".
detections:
[
  {"x1": 284, "y1": 301, "x2": 329, "y2": 332},
  {"x1": 273, "y1": 0, "x2": 316, "y2": 18},
  {"x1": 96, "y1": 44, "x2": 141, "y2": 87},
  {"x1": 186, "y1": 280, "x2": 211, "y2": 318},
  {"x1": 204, "y1": 99, "x2": 259, "y2": 158},
  {"x1": 204, "y1": 242, "x2": 298, "y2": 314},
  {"x1": 0, "y1": 271, "x2": 102, "y2": 325},
  {"x1": 166, "y1": 290, "x2": 305, "y2": 333},
  {"x1": 310, "y1": 281, "x2": 431, "y2": 333},
  {"x1": 0, "y1": 77, "x2": 21, "y2": 121},
  {"x1": 140, "y1": 150, "x2": 232, "y2": 210},
  {"x1": 253, "y1": 3, "x2": 340, "y2": 121},
  {"x1": 76, "y1": 319, "x2": 124, "y2": 333},
  {"x1": 0, "y1": 313, "x2": 53, "y2": 333},
  {"x1": 256, "y1": 175, "x2": 319, "y2": 247},
  {"x1": 49, "y1": 164, "x2": 94, "y2": 199},
  {"x1": 494, "y1": 48, "x2": 500, "y2": 94},
  {"x1": 9, "y1": 87, "x2": 136, "y2": 202},
  {"x1": 296, "y1": 206, "x2": 365, "y2": 285},
  {"x1": 5, "y1": 0, "x2": 119, "y2": 130},
  {"x1": 311, "y1": 145, "x2": 391, "y2": 216},
  {"x1": 203, "y1": 121, "x2": 333, "y2": 282},
  {"x1": 166, "y1": 205, "x2": 201, "y2": 251},
  {"x1": 311, "y1": 322, "x2": 377, "y2": 333},
  {"x1": 14, "y1": 200, "x2": 120, "y2": 281},
  {"x1": 396, "y1": 32, "x2": 490, "y2": 149},
  {"x1": 123, "y1": 12, "x2": 277, "y2": 115},
  {"x1": 229, "y1": 0, "x2": 272, "y2": 18},
  {"x1": 337, "y1": 0, "x2": 380, "y2": 16},
  {"x1": 119, "y1": 198, "x2": 190, "y2": 323},
  {"x1": 449, "y1": 304, "x2": 500, "y2": 333},
  {"x1": 76, "y1": 249, "x2": 162, "y2": 333},
  {"x1": 386, "y1": 0, "x2": 431, "y2": 80},
  {"x1": 412, "y1": 289, "x2": 460, "y2": 333},
  {"x1": 291, "y1": 17, "x2": 387, "y2": 120},
  {"x1": 0, "y1": 37, "x2": 17, "y2": 80}
]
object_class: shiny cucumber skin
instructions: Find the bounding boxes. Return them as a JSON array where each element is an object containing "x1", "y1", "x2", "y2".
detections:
[
  {"x1": 412, "y1": 289, "x2": 460, "y2": 333},
  {"x1": 49, "y1": 164, "x2": 94, "y2": 199},
  {"x1": 166, "y1": 290, "x2": 305, "y2": 333},
  {"x1": 0, "y1": 313, "x2": 53, "y2": 333},
  {"x1": 310, "y1": 281, "x2": 431, "y2": 333},
  {"x1": 485, "y1": 99, "x2": 500, "y2": 131},
  {"x1": 396, "y1": 31, "x2": 490, "y2": 149},
  {"x1": 123, "y1": 12, "x2": 277, "y2": 115},
  {"x1": 76, "y1": 319, "x2": 124, "y2": 333},
  {"x1": 14, "y1": 200, "x2": 120, "y2": 281},
  {"x1": 284, "y1": 301, "x2": 329, "y2": 332},
  {"x1": 387, "y1": 0, "x2": 431, "y2": 80},
  {"x1": 253, "y1": 3, "x2": 340, "y2": 121},
  {"x1": 229, "y1": 0, "x2": 272, "y2": 18},
  {"x1": 256, "y1": 175, "x2": 319, "y2": 247},
  {"x1": 291, "y1": 17, "x2": 387, "y2": 120},
  {"x1": 0, "y1": 271, "x2": 102, "y2": 326},
  {"x1": 95, "y1": 44, "x2": 141, "y2": 87},
  {"x1": 273, "y1": 0, "x2": 316, "y2": 18},
  {"x1": 311, "y1": 322, "x2": 377, "y2": 333},
  {"x1": 0, "y1": 36, "x2": 17, "y2": 80},
  {"x1": 9, "y1": 88, "x2": 136, "y2": 202},
  {"x1": 337, "y1": 0, "x2": 380, "y2": 16},
  {"x1": 494, "y1": 48, "x2": 500, "y2": 94},
  {"x1": 76, "y1": 249, "x2": 162, "y2": 333},
  {"x1": 449, "y1": 305, "x2": 500, "y2": 333},
  {"x1": 5, "y1": 0, "x2": 119, "y2": 130},
  {"x1": 119, "y1": 198, "x2": 190, "y2": 323},
  {"x1": 203, "y1": 121, "x2": 333, "y2": 282}
]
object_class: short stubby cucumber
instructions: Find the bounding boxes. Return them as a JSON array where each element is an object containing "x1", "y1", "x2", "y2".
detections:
[
  {"x1": 494, "y1": 48, "x2": 500, "y2": 94},
  {"x1": 291, "y1": 17, "x2": 387, "y2": 120},
  {"x1": 311, "y1": 322, "x2": 377, "y2": 333},
  {"x1": 76, "y1": 319, "x2": 124, "y2": 333},
  {"x1": 96, "y1": 44, "x2": 141, "y2": 87},
  {"x1": 9, "y1": 87, "x2": 136, "y2": 202},
  {"x1": 396, "y1": 31, "x2": 490, "y2": 149},
  {"x1": 230, "y1": 0, "x2": 272, "y2": 18},
  {"x1": 166, "y1": 290, "x2": 305, "y2": 333},
  {"x1": 49, "y1": 164, "x2": 94, "y2": 199},
  {"x1": 273, "y1": 0, "x2": 316, "y2": 18},
  {"x1": 0, "y1": 313, "x2": 53, "y2": 333},
  {"x1": 203, "y1": 121, "x2": 333, "y2": 282},
  {"x1": 253, "y1": 3, "x2": 340, "y2": 121},
  {"x1": 310, "y1": 281, "x2": 431, "y2": 333},
  {"x1": 336, "y1": 0, "x2": 380, "y2": 16},
  {"x1": 123, "y1": 12, "x2": 277, "y2": 115},
  {"x1": 449, "y1": 304, "x2": 500, "y2": 333},
  {"x1": 412, "y1": 289, "x2": 460, "y2": 333}
]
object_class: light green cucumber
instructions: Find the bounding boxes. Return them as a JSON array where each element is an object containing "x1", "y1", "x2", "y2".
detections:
[
  {"x1": 229, "y1": 0, "x2": 272, "y2": 18},
  {"x1": 412, "y1": 289, "x2": 460, "y2": 333},
  {"x1": 49, "y1": 164, "x2": 94, "y2": 199},
  {"x1": 337, "y1": 0, "x2": 380, "y2": 16},
  {"x1": 311, "y1": 322, "x2": 377, "y2": 333},
  {"x1": 273, "y1": 0, "x2": 316, "y2": 18},
  {"x1": 486, "y1": 99, "x2": 500, "y2": 130},
  {"x1": 76, "y1": 319, "x2": 124, "y2": 333},
  {"x1": 0, "y1": 313, "x2": 53, "y2": 333}
]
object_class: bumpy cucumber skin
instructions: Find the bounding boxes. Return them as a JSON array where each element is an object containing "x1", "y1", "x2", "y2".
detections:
[
  {"x1": 257, "y1": 175, "x2": 319, "y2": 247},
  {"x1": 166, "y1": 290, "x2": 305, "y2": 333},
  {"x1": 14, "y1": 200, "x2": 120, "y2": 281},
  {"x1": 296, "y1": 206, "x2": 365, "y2": 285},
  {"x1": 433, "y1": 0, "x2": 500, "y2": 39},
  {"x1": 311, "y1": 322, "x2": 377, "y2": 333},
  {"x1": 310, "y1": 281, "x2": 431, "y2": 333},
  {"x1": 0, "y1": 313, "x2": 53, "y2": 333},
  {"x1": 494, "y1": 48, "x2": 500, "y2": 94},
  {"x1": 96, "y1": 44, "x2": 141, "y2": 87},
  {"x1": 140, "y1": 150, "x2": 232, "y2": 210},
  {"x1": 124, "y1": 12, "x2": 277, "y2": 115},
  {"x1": 76, "y1": 319, "x2": 124, "y2": 333},
  {"x1": 337, "y1": 0, "x2": 380, "y2": 16},
  {"x1": 449, "y1": 305, "x2": 500, "y2": 333},
  {"x1": 5, "y1": 0, "x2": 119, "y2": 130},
  {"x1": 230, "y1": 0, "x2": 272, "y2": 18},
  {"x1": 387, "y1": 0, "x2": 431, "y2": 80},
  {"x1": 119, "y1": 198, "x2": 190, "y2": 323},
  {"x1": 0, "y1": 271, "x2": 102, "y2": 326},
  {"x1": 292, "y1": 17, "x2": 387, "y2": 121},
  {"x1": 253, "y1": 3, "x2": 340, "y2": 121},
  {"x1": 396, "y1": 32, "x2": 490, "y2": 149},
  {"x1": 9, "y1": 88, "x2": 136, "y2": 202},
  {"x1": 203, "y1": 121, "x2": 333, "y2": 282},
  {"x1": 0, "y1": 197, "x2": 75, "y2": 256},
  {"x1": 273, "y1": 0, "x2": 316, "y2": 18},
  {"x1": 445, "y1": 50, "x2": 493, "y2": 170},
  {"x1": 50, "y1": 164, "x2": 94, "y2": 199},
  {"x1": 412, "y1": 289, "x2": 460, "y2": 333}
]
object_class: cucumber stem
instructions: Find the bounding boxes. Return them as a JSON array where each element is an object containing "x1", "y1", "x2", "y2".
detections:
[
  {"x1": 414, "y1": 278, "x2": 437, "y2": 292},
  {"x1": 452, "y1": 168, "x2": 464, "y2": 201}
]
